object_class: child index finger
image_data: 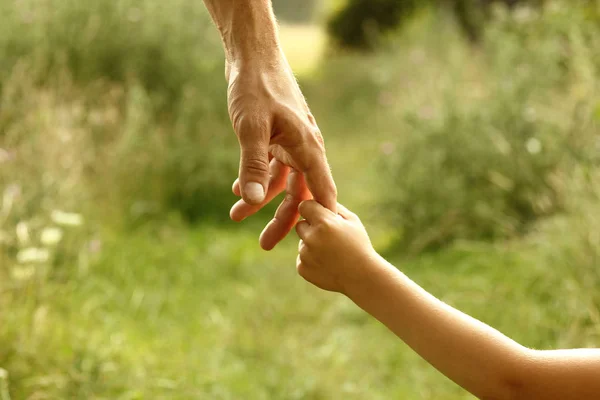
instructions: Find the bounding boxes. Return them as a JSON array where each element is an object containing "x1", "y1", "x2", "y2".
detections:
[{"x1": 298, "y1": 200, "x2": 333, "y2": 225}]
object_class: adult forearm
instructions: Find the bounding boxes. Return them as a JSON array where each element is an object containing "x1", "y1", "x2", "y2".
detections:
[
  {"x1": 202, "y1": 0, "x2": 281, "y2": 64},
  {"x1": 346, "y1": 255, "x2": 528, "y2": 400}
]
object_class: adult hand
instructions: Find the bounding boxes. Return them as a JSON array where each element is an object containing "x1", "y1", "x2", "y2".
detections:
[
  {"x1": 202, "y1": 0, "x2": 336, "y2": 249},
  {"x1": 227, "y1": 53, "x2": 337, "y2": 250}
]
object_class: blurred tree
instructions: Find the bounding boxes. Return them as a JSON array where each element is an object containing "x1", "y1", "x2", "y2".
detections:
[
  {"x1": 327, "y1": 0, "x2": 422, "y2": 49},
  {"x1": 327, "y1": 0, "x2": 547, "y2": 50},
  {"x1": 451, "y1": 0, "x2": 546, "y2": 42}
]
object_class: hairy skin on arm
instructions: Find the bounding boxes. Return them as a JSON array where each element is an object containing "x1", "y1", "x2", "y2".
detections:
[{"x1": 203, "y1": 0, "x2": 336, "y2": 250}]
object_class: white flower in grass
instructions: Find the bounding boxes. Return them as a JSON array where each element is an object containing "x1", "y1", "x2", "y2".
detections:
[
  {"x1": 41, "y1": 227, "x2": 63, "y2": 246},
  {"x1": 51, "y1": 210, "x2": 83, "y2": 227},
  {"x1": 11, "y1": 265, "x2": 36, "y2": 281},
  {"x1": 514, "y1": 6, "x2": 535, "y2": 23},
  {"x1": 16, "y1": 222, "x2": 30, "y2": 244},
  {"x1": 526, "y1": 138, "x2": 542, "y2": 154},
  {"x1": 17, "y1": 248, "x2": 49, "y2": 264}
]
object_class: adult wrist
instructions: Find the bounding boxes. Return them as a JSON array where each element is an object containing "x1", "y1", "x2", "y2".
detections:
[
  {"x1": 221, "y1": 2, "x2": 281, "y2": 65},
  {"x1": 225, "y1": 46, "x2": 290, "y2": 85}
]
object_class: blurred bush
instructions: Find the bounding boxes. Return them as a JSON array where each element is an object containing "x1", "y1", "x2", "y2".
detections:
[
  {"x1": 0, "y1": 0, "x2": 238, "y2": 225},
  {"x1": 0, "y1": 0, "x2": 223, "y2": 104},
  {"x1": 327, "y1": 0, "x2": 422, "y2": 49},
  {"x1": 326, "y1": 0, "x2": 553, "y2": 50},
  {"x1": 532, "y1": 166, "x2": 600, "y2": 331},
  {"x1": 382, "y1": 2, "x2": 600, "y2": 252}
]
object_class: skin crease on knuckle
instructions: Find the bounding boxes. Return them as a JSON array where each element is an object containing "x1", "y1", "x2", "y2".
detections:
[
  {"x1": 271, "y1": 112, "x2": 309, "y2": 147},
  {"x1": 299, "y1": 242, "x2": 311, "y2": 261},
  {"x1": 316, "y1": 216, "x2": 337, "y2": 234},
  {"x1": 242, "y1": 156, "x2": 270, "y2": 176},
  {"x1": 231, "y1": 107, "x2": 268, "y2": 139},
  {"x1": 299, "y1": 142, "x2": 329, "y2": 183}
]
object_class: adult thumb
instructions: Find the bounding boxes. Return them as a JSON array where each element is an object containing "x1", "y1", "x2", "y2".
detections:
[{"x1": 238, "y1": 125, "x2": 270, "y2": 205}]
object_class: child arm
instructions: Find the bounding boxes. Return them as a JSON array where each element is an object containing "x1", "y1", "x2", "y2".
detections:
[
  {"x1": 295, "y1": 200, "x2": 600, "y2": 400},
  {"x1": 347, "y1": 255, "x2": 600, "y2": 400}
]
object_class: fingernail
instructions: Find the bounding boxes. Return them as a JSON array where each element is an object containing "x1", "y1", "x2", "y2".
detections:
[{"x1": 244, "y1": 182, "x2": 265, "y2": 203}]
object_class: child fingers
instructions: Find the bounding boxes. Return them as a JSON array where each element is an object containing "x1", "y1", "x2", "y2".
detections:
[
  {"x1": 259, "y1": 169, "x2": 310, "y2": 250},
  {"x1": 336, "y1": 203, "x2": 359, "y2": 221},
  {"x1": 295, "y1": 220, "x2": 311, "y2": 241},
  {"x1": 298, "y1": 199, "x2": 334, "y2": 224}
]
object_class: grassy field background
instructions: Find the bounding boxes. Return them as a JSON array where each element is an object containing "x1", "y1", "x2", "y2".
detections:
[{"x1": 1, "y1": 1, "x2": 599, "y2": 399}]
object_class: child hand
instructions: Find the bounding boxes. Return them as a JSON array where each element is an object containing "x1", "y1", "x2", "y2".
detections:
[{"x1": 295, "y1": 200, "x2": 378, "y2": 295}]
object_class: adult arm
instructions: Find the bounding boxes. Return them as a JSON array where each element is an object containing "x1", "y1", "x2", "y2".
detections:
[{"x1": 203, "y1": 0, "x2": 337, "y2": 250}]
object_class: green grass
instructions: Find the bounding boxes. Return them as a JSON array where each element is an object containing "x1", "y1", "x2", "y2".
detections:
[
  {"x1": 4, "y1": 220, "x2": 598, "y2": 399},
  {"x1": 1, "y1": 2, "x2": 599, "y2": 399}
]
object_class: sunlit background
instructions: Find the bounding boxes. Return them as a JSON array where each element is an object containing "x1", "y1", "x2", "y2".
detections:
[{"x1": 1, "y1": 0, "x2": 599, "y2": 398}]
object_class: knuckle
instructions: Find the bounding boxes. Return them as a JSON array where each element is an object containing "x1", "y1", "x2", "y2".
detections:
[
  {"x1": 302, "y1": 233, "x2": 316, "y2": 247},
  {"x1": 320, "y1": 217, "x2": 336, "y2": 230},
  {"x1": 315, "y1": 222, "x2": 331, "y2": 236},
  {"x1": 303, "y1": 126, "x2": 324, "y2": 149},
  {"x1": 299, "y1": 244, "x2": 310, "y2": 259},
  {"x1": 242, "y1": 157, "x2": 270, "y2": 175},
  {"x1": 298, "y1": 201, "x2": 311, "y2": 216},
  {"x1": 235, "y1": 114, "x2": 269, "y2": 138},
  {"x1": 313, "y1": 128, "x2": 325, "y2": 149},
  {"x1": 295, "y1": 222, "x2": 304, "y2": 236},
  {"x1": 330, "y1": 183, "x2": 338, "y2": 199}
]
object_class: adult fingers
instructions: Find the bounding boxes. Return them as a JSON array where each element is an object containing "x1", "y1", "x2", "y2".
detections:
[
  {"x1": 230, "y1": 160, "x2": 289, "y2": 222},
  {"x1": 286, "y1": 129, "x2": 337, "y2": 214},
  {"x1": 298, "y1": 200, "x2": 335, "y2": 225},
  {"x1": 232, "y1": 178, "x2": 241, "y2": 196},
  {"x1": 231, "y1": 153, "x2": 274, "y2": 197},
  {"x1": 304, "y1": 154, "x2": 337, "y2": 213},
  {"x1": 237, "y1": 118, "x2": 271, "y2": 205},
  {"x1": 302, "y1": 129, "x2": 338, "y2": 213},
  {"x1": 272, "y1": 114, "x2": 337, "y2": 212},
  {"x1": 259, "y1": 169, "x2": 311, "y2": 250}
]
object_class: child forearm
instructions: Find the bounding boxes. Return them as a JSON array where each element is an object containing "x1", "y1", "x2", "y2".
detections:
[
  {"x1": 295, "y1": 200, "x2": 600, "y2": 399},
  {"x1": 345, "y1": 255, "x2": 529, "y2": 400}
]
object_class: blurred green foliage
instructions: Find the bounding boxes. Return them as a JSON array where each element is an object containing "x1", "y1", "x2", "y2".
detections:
[
  {"x1": 327, "y1": 0, "x2": 422, "y2": 49},
  {"x1": 380, "y1": 2, "x2": 600, "y2": 251},
  {"x1": 0, "y1": 0, "x2": 223, "y2": 103},
  {"x1": 1, "y1": 0, "x2": 600, "y2": 398},
  {"x1": 326, "y1": 0, "x2": 558, "y2": 49},
  {"x1": 0, "y1": 0, "x2": 238, "y2": 224}
]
